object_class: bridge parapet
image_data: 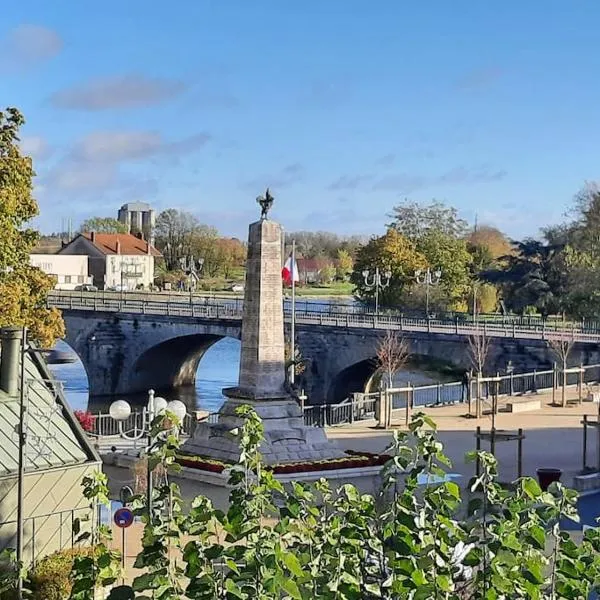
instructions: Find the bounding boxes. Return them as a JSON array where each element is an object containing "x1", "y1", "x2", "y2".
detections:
[{"x1": 48, "y1": 291, "x2": 600, "y2": 343}]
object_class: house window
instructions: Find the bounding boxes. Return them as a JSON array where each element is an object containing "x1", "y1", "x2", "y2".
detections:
[
  {"x1": 64, "y1": 275, "x2": 72, "y2": 283},
  {"x1": 77, "y1": 275, "x2": 84, "y2": 283}
]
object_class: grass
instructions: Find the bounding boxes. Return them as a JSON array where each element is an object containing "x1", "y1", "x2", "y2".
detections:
[{"x1": 291, "y1": 281, "x2": 354, "y2": 298}]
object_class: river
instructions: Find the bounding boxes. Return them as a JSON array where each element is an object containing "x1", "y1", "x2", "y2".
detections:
[{"x1": 47, "y1": 298, "x2": 455, "y2": 413}]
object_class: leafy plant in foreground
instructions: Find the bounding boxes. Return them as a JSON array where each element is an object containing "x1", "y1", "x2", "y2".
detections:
[{"x1": 72, "y1": 408, "x2": 600, "y2": 599}]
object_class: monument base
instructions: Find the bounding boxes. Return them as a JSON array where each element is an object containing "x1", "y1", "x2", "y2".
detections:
[{"x1": 181, "y1": 396, "x2": 346, "y2": 464}]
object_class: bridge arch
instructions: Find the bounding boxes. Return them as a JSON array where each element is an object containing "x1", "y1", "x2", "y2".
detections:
[{"x1": 131, "y1": 333, "x2": 230, "y2": 392}]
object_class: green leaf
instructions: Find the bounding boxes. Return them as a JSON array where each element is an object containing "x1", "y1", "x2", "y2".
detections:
[
  {"x1": 282, "y1": 552, "x2": 305, "y2": 578},
  {"x1": 280, "y1": 577, "x2": 302, "y2": 599},
  {"x1": 522, "y1": 477, "x2": 542, "y2": 499},
  {"x1": 225, "y1": 577, "x2": 245, "y2": 599}
]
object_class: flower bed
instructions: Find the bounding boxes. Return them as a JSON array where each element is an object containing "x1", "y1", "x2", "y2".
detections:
[{"x1": 176, "y1": 450, "x2": 390, "y2": 475}]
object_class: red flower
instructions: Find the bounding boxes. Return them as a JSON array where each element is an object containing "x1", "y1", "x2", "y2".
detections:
[{"x1": 74, "y1": 410, "x2": 96, "y2": 433}]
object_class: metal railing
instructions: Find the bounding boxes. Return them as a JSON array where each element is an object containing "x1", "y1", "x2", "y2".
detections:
[
  {"x1": 85, "y1": 362, "x2": 600, "y2": 434},
  {"x1": 0, "y1": 506, "x2": 93, "y2": 567},
  {"x1": 47, "y1": 291, "x2": 600, "y2": 343}
]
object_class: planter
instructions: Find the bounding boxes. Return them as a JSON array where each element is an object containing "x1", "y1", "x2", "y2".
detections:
[{"x1": 537, "y1": 467, "x2": 562, "y2": 491}]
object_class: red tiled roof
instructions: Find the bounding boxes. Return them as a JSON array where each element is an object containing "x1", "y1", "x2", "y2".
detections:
[{"x1": 81, "y1": 233, "x2": 162, "y2": 256}]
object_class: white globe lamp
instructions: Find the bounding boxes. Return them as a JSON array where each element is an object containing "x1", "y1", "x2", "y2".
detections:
[
  {"x1": 109, "y1": 400, "x2": 131, "y2": 422},
  {"x1": 166, "y1": 400, "x2": 187, "y2": 424},
  {"x1": 153, "y1": 396, "x2": 168, "y2": 415}
]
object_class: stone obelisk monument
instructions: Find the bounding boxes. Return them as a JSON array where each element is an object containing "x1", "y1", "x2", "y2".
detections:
[{"x1": 182, "y1": 191, "x2": 343, "y2": 464}]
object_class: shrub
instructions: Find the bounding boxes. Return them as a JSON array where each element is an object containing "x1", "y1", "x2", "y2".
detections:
[{"x1": 29, "y1": 547, "x2": 91, "y2": 600}]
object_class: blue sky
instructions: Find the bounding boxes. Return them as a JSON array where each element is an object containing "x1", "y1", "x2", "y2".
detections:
[{"x1": 2, "y1": 1, "x2": 599, "y2": 239}]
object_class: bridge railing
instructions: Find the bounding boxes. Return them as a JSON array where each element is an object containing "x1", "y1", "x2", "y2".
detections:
[{"x1": 48, "y1": 290, "x2": 600, "y2": 341}]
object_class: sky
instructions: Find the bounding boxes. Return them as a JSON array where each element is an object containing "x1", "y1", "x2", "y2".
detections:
[{"x1": 2, "y1": 1, "x2": 600, "y2": 240}]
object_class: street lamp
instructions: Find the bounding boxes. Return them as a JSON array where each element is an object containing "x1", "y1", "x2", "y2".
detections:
[
  {"x1": 362, "y1": 267, "x2": 392, "y2": 316},
  {"x1": 415, "y1": 268, "x2": 442, "y2": 317},
  {"x1": 109, "y1": 391, "x2": 187, "y2": 513}
]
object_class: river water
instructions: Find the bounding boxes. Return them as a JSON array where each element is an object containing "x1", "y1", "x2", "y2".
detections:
[{"x1": 47, "y1": 298, "x2": 452, "y2": 413}]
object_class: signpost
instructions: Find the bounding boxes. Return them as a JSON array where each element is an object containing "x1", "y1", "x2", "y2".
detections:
[{"x1": 114, "y1": 501, "x2": 134, "y2": 580}]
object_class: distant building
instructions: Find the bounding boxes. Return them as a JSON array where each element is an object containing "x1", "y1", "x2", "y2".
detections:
[
  {"x1": 58, "y1": 232, "x2": 162, "y2": 290},
  {"x1": 29, "y1": 254, "x2": 92, "y2": 290},
  {"x1": 117, "y1": 202, "x2": 156, "y2": 244},
  {"x1": 0, "y1": 327, "x2": 101, "y2": 562},
  {"x1": 297, "y1": 258, "x2": 329, "y2": 284}
]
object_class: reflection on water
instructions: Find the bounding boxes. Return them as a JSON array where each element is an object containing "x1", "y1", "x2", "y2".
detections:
[{"x1": 49, "y1": 338, "x2": 240, "y2": 414}]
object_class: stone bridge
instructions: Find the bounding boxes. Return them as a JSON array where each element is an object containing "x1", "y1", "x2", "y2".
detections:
[{"x1": 49, "y1": 292, "x2": 600, "y2": 404}]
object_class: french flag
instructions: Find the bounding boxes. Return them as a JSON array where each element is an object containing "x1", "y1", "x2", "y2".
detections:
[{"x1": 282, "y1": 254, "x2": 299, "y2": 286}]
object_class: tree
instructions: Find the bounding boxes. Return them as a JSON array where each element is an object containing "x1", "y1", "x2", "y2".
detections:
[
  {"x1": 477, "y1": 282, "x2": 498, "y2": 313},
  {"x1": 387, "y1": 199, "x2": 469, "y2": 240},
  {"x1": 319, "y1": 263, "x2": 336, "y2": 284},
  {"x1": 0, "y1": 108, "x2": 64, "y2": 347},
  {"x1": 154, "y1": 209, "x2": 200, "y2": 270},
  {"x1": 352, "y1": 229, "x2": 427, "y2": 307},
  {"x1": 466, "y1": 225, "x2": 512, "y2": 261},
  {"x1": 415, "y1": 230, "x2": 473, "y2": 311},
  {"x1": 336, "y1": 248, "x2": 353, "y2": 280},
  {"x1": 548, "y1": 331, "x2": 575, "y2": 408},
  {"x1": 79, "y1": 217, "x2": 129, "y2": 234},
  {"x1": 375, "y1": 329, "x2": 410, "y2": 388},
  {"x1": 213, "y1": 238, "x2": 246, "y2": 279},
  {"x1": 467, "y1": 329, "x2": 491, "y2": 418},
  {"x1": 483, "y1": 239, "x2": 566, "y2": 317}
]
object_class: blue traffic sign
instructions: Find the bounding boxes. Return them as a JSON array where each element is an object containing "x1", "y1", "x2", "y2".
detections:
[{"x1": 113, "y1": 507, "x2": 134, "y2": 529}]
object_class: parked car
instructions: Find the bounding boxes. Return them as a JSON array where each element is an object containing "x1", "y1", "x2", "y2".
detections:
[
  {"x1": 109, "y1": 284, "x2": 129, "y2": 292},
  {"x1": 74, "y1": 284, "x2": 98, "y2": 292}
]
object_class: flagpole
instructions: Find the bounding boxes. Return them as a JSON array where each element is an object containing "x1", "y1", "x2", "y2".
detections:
[{"x1": 290, "y1": 239, "x2": 296, "y2": 385}]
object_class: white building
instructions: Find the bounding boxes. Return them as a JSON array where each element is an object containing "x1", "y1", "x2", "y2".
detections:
[
  {"x1": 29, "y1": 254, "x2": 92, "y2": 290},
  {"x1": 57, "y1": 232, "x2": 161, "y2": 290}
]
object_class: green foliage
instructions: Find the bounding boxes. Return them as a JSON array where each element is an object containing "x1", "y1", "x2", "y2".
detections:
[
  {"x1": 0, "y1": 107, "x2": 64, "y2": 347},
  {"x1": 79, "y1": 217, "x2": 129, "y2": 234},
  {"x1": 336, "y1": 248, "x2": 354, "y2": 280},
  {"x1": 70, "y1": 471, "x2": 121, "y2": 600},
  {"x1": 63, "y1": 407, "x2": 600, "y2": 599},
  {"x1": 318, "y1": 263, "x2": 336, "y2": 284},
  {"x1": 414, "y1": 229, "x2": 473, "y2": 310},
  {"x1": 352, "y1": 228, "x2": 427, "y2": 306},
  {"x1": 0, "y1": 549, "x2": 20, "y2": 600}
]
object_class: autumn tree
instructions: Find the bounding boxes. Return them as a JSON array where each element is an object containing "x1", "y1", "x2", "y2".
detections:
[
  {"x1": 351, "y1": 229, "x2": 427, "y2": 307},
  {"x1": 79, "y1": 217, "x2": 129, "y2": 234},
  {"x1": 467, "y1": 225, "x2": 512, "y2": 261},
  {"x1": 0, "y1": 108, "x2": 64, "y2": 347},
  {"x1": 336, "y1": 248, "x2": 353, "y2": 280},
  {"x1": 319, "y1": 263, "x2": 336, "y2": 284}
]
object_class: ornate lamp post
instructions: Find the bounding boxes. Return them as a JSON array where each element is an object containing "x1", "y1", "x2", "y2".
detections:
[
  {"x1": 362, "y1": 267, "x2": 392, "y2": 316},
  {"x1": 109, "y1": 391, "x2": 186, "y2": 513},
  {"x1": 415, "y1": 268, "x2": 442, "y2": 317}
]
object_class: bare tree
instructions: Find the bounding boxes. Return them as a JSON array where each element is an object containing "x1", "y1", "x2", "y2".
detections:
[
  {"x1": 375, "y1": 329, "x2": 410, "y2": 389},
  {"x1": 548, "y1": 334, "x2": 575, "y2": 407},
  {"x1": 467, "y1": 330, "x2": 491, "y2": 417},
  {"x1": 467, "y1": 330, "x2": 491, "y2": 375}
]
